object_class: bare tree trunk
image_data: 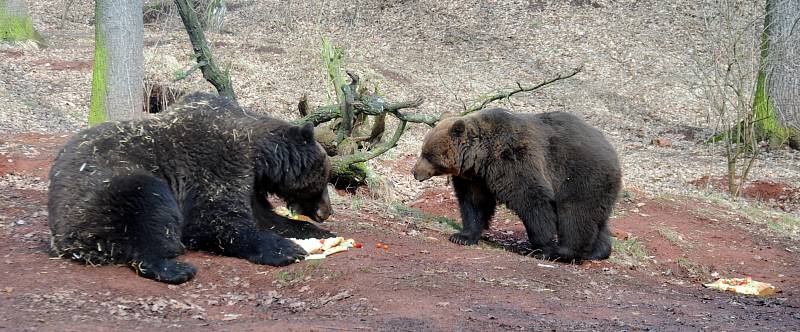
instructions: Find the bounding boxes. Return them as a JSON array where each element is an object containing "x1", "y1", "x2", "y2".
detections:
[
  {"x1": 764, "y1": 0, "x2": 800, "y2": 145},
  {"x1": 89, "y1": 1, "x2": 144, "y2": 124}
]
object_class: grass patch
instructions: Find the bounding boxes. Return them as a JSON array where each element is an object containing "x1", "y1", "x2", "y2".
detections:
[
  {"x1": 350, "y1": 196, "x2": 364, "y2": 211},
  {"x1": 686, "y1": 191, "x2": 800, "y2": 241},
  {"x1": 609, "y1": 236, "x2": 651, "y2": 268},
  {"x1": 0, "y1": 10, "x2": 39, "y2": 43},
  {"x1": 391, "y1": 204, "x2": 461, "y2": 231},
  {"x1": 677, "y1": 257, "x2": 712, "y2": 280},
  {"x1": 275, "y1": 260, "x2": 322, "y2": 283},
  {"x1": 656, "y1": 226, "x2": 692, "y2": 250},
  {"x1": 740, "y1": 206, "x2": 800, "y2": 239}
]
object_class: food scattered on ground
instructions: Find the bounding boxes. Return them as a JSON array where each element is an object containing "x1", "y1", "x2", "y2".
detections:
[
  {"x1": 291, "y1": 237, "x2": 359, "y2": 260},
  {"x1": 274, "y1": 206, "x2": 313, "y2": 222},
  {"x1": 375, "y1": 242, "x2": 390, "y2": 251},
  {"x1": 703, "y1": 277, "x2": 777, "y2": 297}
]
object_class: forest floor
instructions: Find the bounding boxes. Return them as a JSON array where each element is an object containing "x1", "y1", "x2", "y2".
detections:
[
  {"x1": 2, "y1": 0, "x2": 800, "y2": 331},
  {"x1": 1, "y1": 133, "x2": 799, "y2": 331}
]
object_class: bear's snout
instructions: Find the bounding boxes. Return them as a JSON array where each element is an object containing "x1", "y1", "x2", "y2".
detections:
[
  {"x1": 411, "y1": 159, "x2": 434, "y2": 181},
  {"x1": 315, "y1": 206, "x2": 331, "y2": 222}
]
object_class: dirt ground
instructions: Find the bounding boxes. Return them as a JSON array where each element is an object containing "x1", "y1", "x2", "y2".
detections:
[{"x1": 1, "y1": 134, "x2": 799, "y2": 331}]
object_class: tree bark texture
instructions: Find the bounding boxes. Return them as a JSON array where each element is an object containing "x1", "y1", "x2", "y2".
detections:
[
  {"x1": 89, "y1": 0, "x2": 144, "y2": 124},
  {"x1": 764, "y1": 0, "x2": 800, "y2": 131}
]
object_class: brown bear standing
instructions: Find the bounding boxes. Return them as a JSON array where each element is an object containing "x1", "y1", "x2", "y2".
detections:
[{"x1": 412, "y1": 108, "x2": 621, "y2": 262}]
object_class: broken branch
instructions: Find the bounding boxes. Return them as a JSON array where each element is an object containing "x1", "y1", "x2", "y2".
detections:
[
  {"x1": 462, "y1": 65, "x2": 583, "y2": 115},
  {"x1": 294, "y1": 97, "x2": 428, "y2": 126},
  {"x1": 172, "y1": 60, "x2": 207, "y2": 82},
  {"x1": 331, "y1": 119, "x2": 407, "y2": 169},
  {"x1": 174, "y1": 0, "x2": 237, "y2": 103}
]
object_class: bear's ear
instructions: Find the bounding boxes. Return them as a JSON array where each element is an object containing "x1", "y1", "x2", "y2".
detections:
[
  {"x1": 450, "y1": 119, "x2": 466, "y2": 138},
  {"x1": 301, "y1": 122, "x2": 315, "y2": 143}
]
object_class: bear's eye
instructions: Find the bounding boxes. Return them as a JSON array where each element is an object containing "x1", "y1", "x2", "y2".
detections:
[{"x1": 422, "y1": 153, "x2": 439, "y2": 165}]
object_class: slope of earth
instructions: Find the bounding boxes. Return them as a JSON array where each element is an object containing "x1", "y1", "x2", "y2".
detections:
[{"x1": 1, "y1": 134, "x2": 799, "y2": 331}]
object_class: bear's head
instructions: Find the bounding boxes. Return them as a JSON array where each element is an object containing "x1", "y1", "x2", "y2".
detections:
[
  {"x1": 256, "y1": 122, "x2": 333, "y2": 222},
  {"x1": 412, "y1": 116, "x2": 474, "y2": 181}
]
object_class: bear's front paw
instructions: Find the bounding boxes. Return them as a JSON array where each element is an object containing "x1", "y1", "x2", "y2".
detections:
[
  {"x1": 449, "y1": 232, "x2": 479, "y2": 245},
  {"x1": 247, "y1": 238, "x2": 307, "y2": 266},
  {"x1": 133, "y1": 259, "x2": 197, "y2": 284},
  {"x1": 292, "y1": 222, "x2": 336, "y2": 239}
]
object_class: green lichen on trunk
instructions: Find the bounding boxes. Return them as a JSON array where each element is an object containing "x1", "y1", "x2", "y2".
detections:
[
  {"x1": 0, "y1": 0, "x2": 42, "y2": 43},
  {"x1": 88, "y1": 4, "x2": 108, "y2": 125},
  {"x1": 752, "y1": 65, "x2": 787, "y2": 147}
]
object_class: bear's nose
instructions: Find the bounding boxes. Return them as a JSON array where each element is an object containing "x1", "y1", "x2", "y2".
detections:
[
  {"x1": 316, "y1": 207, "x2": 331, "y2": 221},
  {"x1": 413, "y1": 170, "x2": 431, "y2": 182}
]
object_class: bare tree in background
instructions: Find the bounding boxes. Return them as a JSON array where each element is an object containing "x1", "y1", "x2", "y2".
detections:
[
  {"x1": 691, "y1": 0, "x2": 764, "y2": 196},
  {"x1": 89, "y1": 1, "x2": 144, "y2": 124}
]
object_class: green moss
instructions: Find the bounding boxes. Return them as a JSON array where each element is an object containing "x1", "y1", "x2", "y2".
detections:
[
  {"x1": 0, "y1": 7, "x2": 37, "y2": 43},
  {"x1": 752, "y1": 11, "x2": 791, "y2": 147},
  {"x1": 88, "y1": 5, "x2": 108, "y2": 125}
]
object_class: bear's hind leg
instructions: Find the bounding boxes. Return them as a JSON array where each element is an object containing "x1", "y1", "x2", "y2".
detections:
[
  {"x1": 450, "y1": 177, "x2": 496, "y2": 245},
  {"x1": 106, "y1": 174, "x2": 196, "y2": 284},
  {"x1": 587, "y1": 222, "x2": 612, "y2": 260},
  {"x1": 554, "y1": 201, "x2": 606, "y2": 262}
]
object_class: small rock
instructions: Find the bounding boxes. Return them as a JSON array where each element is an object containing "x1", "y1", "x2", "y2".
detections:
[{"x1": 16, "y1": 220, "x2": 25, "y2": 225}]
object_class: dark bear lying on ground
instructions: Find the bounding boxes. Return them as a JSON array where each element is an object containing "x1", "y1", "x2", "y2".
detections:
[
  {"x1": 412, "y1": 108, "x2": 622, "y2": 262},
  {"x1": 48, "y1": 93, "x2": 334, "y2": 284}
]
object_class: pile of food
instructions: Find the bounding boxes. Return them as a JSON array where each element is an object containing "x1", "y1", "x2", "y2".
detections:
[
  {"x1": 273, "y1": 206, "x2": 313, "y2": 222},
  {"x1": 291, "y1": 237, "x2": 362, "y2": 260},
  {"x1": 703, "y1": 277, "x2": 777, "y2": 297}
]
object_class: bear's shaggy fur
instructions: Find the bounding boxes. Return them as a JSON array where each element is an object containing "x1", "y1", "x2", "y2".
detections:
[
  {"x1": 48, "y1": 93, "x2": 334, "y2": 284},
  {"x1": 412, "y1": 108, "x2": 621, "y2": 262}
]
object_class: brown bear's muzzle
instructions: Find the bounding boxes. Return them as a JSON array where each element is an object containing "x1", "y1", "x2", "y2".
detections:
[{"x1": 411, "y1": 158, "x2": 434, "y2": 181}]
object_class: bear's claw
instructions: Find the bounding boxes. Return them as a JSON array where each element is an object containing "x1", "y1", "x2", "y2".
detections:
[
  {"x1": 133, "y1": 259, "x2": 197, "y2": 284},
  {"x1": 449, "y1": 232, "x2": 479, "y2": 245}
]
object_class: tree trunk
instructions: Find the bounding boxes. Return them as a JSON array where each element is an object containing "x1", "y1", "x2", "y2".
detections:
[
  {"x1": 89, "y1": 1, "x2": 144, "y2": 124},
  {"x1": 754, "y1": 0, "x2": 800, "y2": 148},
  {"x1": 765, "y1": 0, "x2": 799, "y2": 148},
  {"x1": 0, "y1": 0, "x2": 45, "y2": 45}
]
